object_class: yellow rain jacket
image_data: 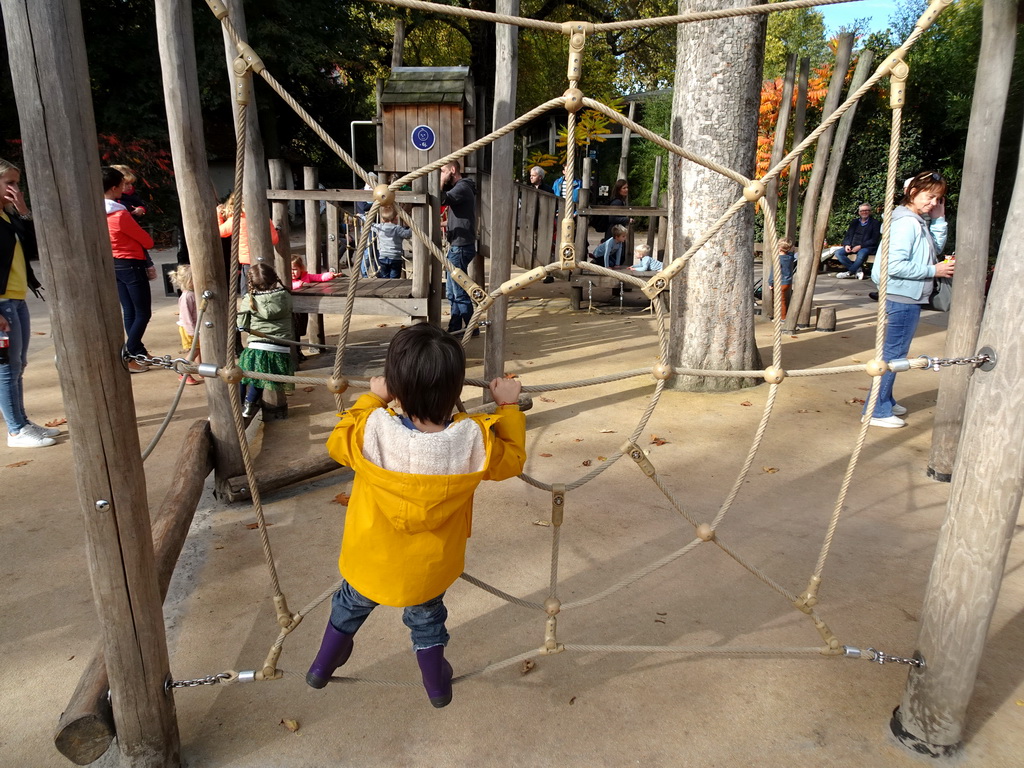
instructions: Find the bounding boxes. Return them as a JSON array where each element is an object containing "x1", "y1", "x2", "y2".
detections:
[{"x1": 326, "y1": 393, "x2": 527, "y2": 607}]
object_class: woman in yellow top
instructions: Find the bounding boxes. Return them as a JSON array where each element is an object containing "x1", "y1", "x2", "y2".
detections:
[
  {"x1": 307, "y1": 323, "x2": 527, "y2": 707},
  {"x1": 1, "y1": 160, "x2": 59, "y2": 448}
]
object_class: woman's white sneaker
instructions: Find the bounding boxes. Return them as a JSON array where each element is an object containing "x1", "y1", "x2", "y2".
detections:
[
  {"x1": 7, "y1": 428, "x2": 56, "y2": 448},
  {"x1": 25, "y1": 420, "x2": 61, "y2": 438},
  {"x1": 869, "y1": 415, "x2": 906, "y2": 429},
  {"x1": 891, "y1": 404, "x2": 907, "y2": 416}
]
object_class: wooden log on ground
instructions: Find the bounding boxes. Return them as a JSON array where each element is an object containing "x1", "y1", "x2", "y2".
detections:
[
  {"x1": 54, "y1": 420, "x2": 213, "y2": 765},
  {"x1": 226, "y1": 452, "x2": 343, "y2": 501},
  {"x1": 815, "y1": 306, "x2": 836, "y2": 332}
]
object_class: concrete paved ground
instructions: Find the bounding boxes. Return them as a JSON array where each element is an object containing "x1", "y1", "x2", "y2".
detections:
[{"x1": 2, "y1": 248, "x2": 1021, "y2": 767}]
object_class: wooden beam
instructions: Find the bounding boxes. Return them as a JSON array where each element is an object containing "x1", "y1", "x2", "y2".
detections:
[
  {"x1": 4, "y1": 2, "x2": 181, "y2": 765},
  {"x1": 154, "y1": 0, "x2": 244, "y2": 497},
  {"x1": 266, "y1": 189, "x2": 428, "y2": 204},
  {"x1": 54, "y1": 420, "x2": 213, "y2": 765},
  {"x1": 227, "y1": 453, "x2": 344, "y2": 500}
]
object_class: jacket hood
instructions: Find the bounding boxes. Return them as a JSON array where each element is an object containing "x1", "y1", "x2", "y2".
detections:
[
  {"x1": 105, "y1": 199, "x2": 127, "y2": 214},
  {"x1": 249, "y1": 288, "x2": 291, "y2": 320},
  {"x1": 891, "y1": 205, "x2": 923, "y2": 225}
]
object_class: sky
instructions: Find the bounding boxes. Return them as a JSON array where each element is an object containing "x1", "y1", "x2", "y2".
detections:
[{"x1": 817, "y1": 1, "x2": 896, "y2": 35}]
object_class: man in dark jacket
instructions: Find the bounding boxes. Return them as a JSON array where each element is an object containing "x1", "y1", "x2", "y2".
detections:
[
  {"x1": 440, "y1": 160, "x2": 477, "y2": 334},
  {"x1": 831, "y1": 203, "x2": 882, "y2": 279}
]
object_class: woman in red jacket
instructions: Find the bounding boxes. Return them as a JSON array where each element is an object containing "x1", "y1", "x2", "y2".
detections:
[{"x1": 103, "y1": 166, "x2": 155, "y2": 372}]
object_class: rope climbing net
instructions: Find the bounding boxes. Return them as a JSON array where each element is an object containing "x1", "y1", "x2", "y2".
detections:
[{"x1": 164, "y1": 0, "x2": 967, "y2": 690}]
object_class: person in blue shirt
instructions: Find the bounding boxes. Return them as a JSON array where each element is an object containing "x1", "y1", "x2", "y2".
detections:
[{"x1": 831, "y1": 203, "x2": 882, "y2": 279}]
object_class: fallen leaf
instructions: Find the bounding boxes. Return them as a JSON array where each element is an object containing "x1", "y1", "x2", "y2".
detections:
[
  {"x1": 740, "y1": 401, "x2": 753, "y2": 407},
  {"x1": 582, "y1": 459, "x2": 592, "y2": 467},
  {"x1": 376, "y1": 323, "x2": 388, "y2": 328},
  {"x1": 533, "y1": 520, "x2": 551, "y2": 527},
  {"x1": 599, "y1": 429, "x2": 615, "y2": 434},
  {"x1": 539, "y1": 396, "x2": 554, "y2": 403},
  {"x1": 790, "y1": 335, "x2": 798, "y2": 339},
  {"x1": 655, "y1": 618, "x2": 666, "y2": 624},
  {"x1": 573, "y1": 438, "x2": 583, "y2": 442},
  {"x1": 656, "y1": 612, "x2": 667, "y2": 616},
  {"x1": 45, "y1": 417, "x2": 67, "y2": 428},
  {"x1": 68, "y1": 655, "x2": 75, "y2": 661},
  {"x1": 569, "y1": 696, "x2": 577, "y2": 705},
  {"x1": 851, "y1": 358, "x2": 862, "y2": 363},
  {"x1": 1017, "y1": 700, "x2": 1024, "y2": 706},
  {"x1": 504, "y1": 372, "x2": 519, "y2": 379},
  {"x1": 762, "y1": 466, "x2": 779, "y2": 474},
  {"x1": 214, "y1": 545, "x2": 225, "y2": 550},
  {"x1": 597, "y1": 456, "x2": 607, "y2": 462},
  {"x1": 5, "y1": 460, "x2": 31, "y2": 468},
  {"x1": 857, "y1": 387, "x2": 870, "y2": 392},
  {"x1": 846, "y1": 398, "x2": 865, "y2": 405},
  {"x1": 244, "y1": 522, "x2": 273, "y2": 529},
  {"x1": 797, "y1": 409, "x2": 810, "y2": 414},
  {"x1": 650, "y1": 435, "x2": 668, "y2": 446},
  {"x1": 539, "y1": 453, "x2": 553, "y2": 458},
  {"x1": 280, "y1": 719, "x2": 300, "y2": 733},
  {"x1": 331, "y1": 492, "x2": 350, "y2": 505},
  {"x1": 303, "y1": 386, "x2": 315, "y2": 393},
  {"x1": 520, "y1": 659, "x2": 535, "y2": 676}
]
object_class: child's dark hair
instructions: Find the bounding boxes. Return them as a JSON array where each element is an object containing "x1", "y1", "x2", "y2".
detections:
[
  {"x1": 246, "y1": 262, "x2": 284, "y2": 293},
  {"x1": 384, "y1": 323, "x2": 465, "y2": 425},
  {"x1": 102, "y1": 166, "x2": 124, "y2": 193}
]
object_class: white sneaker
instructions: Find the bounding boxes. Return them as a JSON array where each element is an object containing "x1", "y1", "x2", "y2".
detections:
[
  {"x1": 8, "y1": 428, "x2": 56, "y2": 448},
  {"x1": 891, "y1": 404, "x2": 907, "y2": 416},
  {"x1": 835, "y1": 271, "x2": 852, "y2": 279},
  {"x1": 856, "y1": 270, "x2": 866, "y2": 280},
  {"x1": 25, "y1": 420, "x2": 61, "y2": 438},
  {"x1": 869, "y1": 416, "x2": 906, "y2": 429}
]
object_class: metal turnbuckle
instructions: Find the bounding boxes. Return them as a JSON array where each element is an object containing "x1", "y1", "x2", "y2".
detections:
[
  {"x1": 166, "y1": 672, "x2": 234, "y2": 690},
  {"x1": 844, "y1": 646, "x2": 924, "y2": 668},
  {"x1": 124, "y1": 348, "x2": 196, "y2": 374}
]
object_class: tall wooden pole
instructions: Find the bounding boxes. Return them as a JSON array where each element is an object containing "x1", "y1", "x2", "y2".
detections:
[
  {"x1": 786, "y1": 34, "x2": 853, "y2": 331},
  {"x1": 928, "y1": 0, "x2": 1019, "y2": 481},
  {"x1": 616, "y1": 100, "x2": 636, "y2": 181},
  {"x1": 221, "y1": 0, "x2": 273, "y2": 266},
  {"x1": 765, "y1": 54, "x2": 796, "y2": 220},
  {"x1": 484, "y1": 0, "x2": 518, "y2": 389},
  {"x1": 784, "y1": 58, "x2": 809, "y2": 242},
  {"x1": 2, "y1": 1, "x2": 180, "y2": 765},
  {"x1": 892, "y1": 116, "x2": 1024, "y2": 757},
  {"x1": 155, "y1": 0, "x2": 244, "y2": 497}
]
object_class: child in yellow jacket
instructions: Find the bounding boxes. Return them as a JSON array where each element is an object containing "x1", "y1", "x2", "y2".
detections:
[{"x1": 307, "y1": 323, "x2": 526, "y2": 707}]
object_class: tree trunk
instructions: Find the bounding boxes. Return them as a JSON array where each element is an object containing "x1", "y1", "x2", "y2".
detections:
[
  {"x1": 766, "y1": 54, "x2": 797, "y2": 217},
  {"x1": 892, "y1": 113, "x2": 1024, "y2": 758},
  {"x1": 668, "y1": 0, "x2": 765, "y2": 392},
  {"x1": 784, "y1": 58, "x2": 810, "y2": 242},
  {"x1": 928, "y1": 0, "x2": 1019, "y2": 481},
  {"x1": 787, "y1": 33, "x2": 854, "y2": 331}
]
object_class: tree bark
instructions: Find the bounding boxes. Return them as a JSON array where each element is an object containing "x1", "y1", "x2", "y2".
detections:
[
  {"x1": 784, "y1": 58, "x2": 810, "y2": 242},
  {"x1": 928, "y1": 0, "x2": 1019, "y2": 481},
  {"x1": 668, "y1": 0, "x2": 765, "y2": 392},
  {"x1": 892, "y1": 114, "x2": 1024, "y2": 758}
]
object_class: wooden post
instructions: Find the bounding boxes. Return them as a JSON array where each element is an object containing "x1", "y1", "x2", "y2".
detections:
[
  {"x1": 891, "y1": 118, "x2": 1024, "y2": 757},
  {"x1": 268, "y1": 159, "x2": 292, "y2": 279},
  {"x1": 787, "y1": 36, "x2": 853, "y2": 331},
  {"x1": 428, "y1": 171, "x2": 443, "y2": 326},
  {"x1": 2, "y1": 2, "x2": 180, "y2": 765},
  {"x1": 326, "y1": 202, "x2": 341, "y2": 273},
  {"x1": 412, "y1": 176, "x2": 430, "y2": 299},
  {"x1": 303, "y1": 166, "x2": 325, "y2": 347},
  {"x1": 646, "y1": 155, "x2": 662, "y2": 252},
  {"x1": 616, "y1": 100, "x2": 635, "y2": 181},
  {"x1": 765, "y1": 54, "x2": 796, "y2": 219},
  {"x1": 785, "y1": 58, "x2": 810, "y2": 242},
  {"x1": 221, "y1": 0, "x2": 273, "y2": 266},
  {"x1": 55, "y1": 420, "x2": 213, "y2": 765},
  {"x1": 154, "y1": 0, "x2": 243, "y2": 496},
  {"x1": 928, "y1": 0, "x2": 1018, "y2": 482},
  {"x1": 484, "y1": 0, "x2": 518, "y2": 391},
  {"x1": 575, "y1": 157, "x2": 593, "y2": 260}
]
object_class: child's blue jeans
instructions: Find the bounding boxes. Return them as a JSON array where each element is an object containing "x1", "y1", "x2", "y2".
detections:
[{"x1": 330, "y1": 579, "x2": 449, "y2": 650}]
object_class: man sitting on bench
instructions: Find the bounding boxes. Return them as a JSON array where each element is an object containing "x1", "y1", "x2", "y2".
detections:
[{"x1": 831, "y1": 202, "x2": 881, "y2": 279}]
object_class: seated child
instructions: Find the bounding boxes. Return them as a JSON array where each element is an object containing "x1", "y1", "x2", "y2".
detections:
[
  {"x1": 629, "y1": 243, "x2": 663, "y2": 272},
  {"x1": 371, "y1": 206, "x2": 412, "y2": 279},
  {"x1": 592, "y1": 224, "x2": 628, "y2": 269},
  {"x1": 307, "y1": 323, "x2": 527, "y2": 708},
  {"x1": 766, "y1": 237, "x2": 796, "y2": 320},
  {"x1": 291, "y1": 255, "x2": 335, "y2": 350}
]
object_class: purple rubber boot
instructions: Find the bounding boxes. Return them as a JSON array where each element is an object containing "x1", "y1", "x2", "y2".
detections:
[
  {"x1": 306, "y1": 622, "x2": 354, "y2": 689},
  {"x1": 415, "y1": 645, "x2": 453, "y2": 708}
]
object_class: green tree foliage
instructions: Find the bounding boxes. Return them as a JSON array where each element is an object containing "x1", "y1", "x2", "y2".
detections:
[{"x1": 762, "y1": 8, "x2": 829, "y2": 80}]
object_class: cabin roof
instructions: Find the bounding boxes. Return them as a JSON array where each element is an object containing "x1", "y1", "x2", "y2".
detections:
[{"x1": 381, "y1": 67, "x2": 470, "y2": 105}]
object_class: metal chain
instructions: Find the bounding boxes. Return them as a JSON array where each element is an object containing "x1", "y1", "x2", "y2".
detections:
[
  {"x1": 844, "y1": 646, "x2": 924, "y2": 668},
  {"x1": 919, "y1": 354, "x2": 991, "y2": 372},
  {"x1": 166, "y1": 672, "x2": 233, "y2": 690},
  {"x1": 123, "y1": 349, "x2": 195, "y2": 373}
]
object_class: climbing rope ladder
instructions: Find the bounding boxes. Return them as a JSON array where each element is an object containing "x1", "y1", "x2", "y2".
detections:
[{"x1": 159, "y1": 0, "x2": 974, "y2": 691}]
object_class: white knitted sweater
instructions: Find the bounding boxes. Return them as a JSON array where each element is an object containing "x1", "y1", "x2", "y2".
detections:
[{"x1": 362, "y1": 408, "x2": 486, "y2": 475}]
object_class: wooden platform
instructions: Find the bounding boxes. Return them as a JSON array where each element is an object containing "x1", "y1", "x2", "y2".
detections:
[{"x1": 291, "y1": 279, "x2": 428, "y2": 320}]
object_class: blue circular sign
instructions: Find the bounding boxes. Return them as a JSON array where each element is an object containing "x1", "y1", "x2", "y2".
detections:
[{"x1": 411, "y1": 125, "x2": 436, "y2": 151}]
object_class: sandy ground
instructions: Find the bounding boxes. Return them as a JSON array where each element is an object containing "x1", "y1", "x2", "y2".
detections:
[{"x1": 1, "y1": 245, "x2": 1022, "y2": 768}]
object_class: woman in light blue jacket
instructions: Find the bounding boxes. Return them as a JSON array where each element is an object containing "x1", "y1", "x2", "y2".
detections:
[{"x1": 868, "y1": 171, "x2": 956, "y2": 428}]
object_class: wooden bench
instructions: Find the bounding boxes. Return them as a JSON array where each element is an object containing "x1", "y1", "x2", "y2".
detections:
[
  {"x1": 290, "y1": 279, "x2": 429, "y2": 347},
  {"x1": 569, "y1": 269, "x2": 658, "y2": 310}
]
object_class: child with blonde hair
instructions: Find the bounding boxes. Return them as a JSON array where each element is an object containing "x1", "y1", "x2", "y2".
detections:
[
  {"x1": 629, "y1": 242, "x2": 662, "y2": 272},
  {"x1": 767, "y1": 237, "x2": 796, "y2": 320},
  {"x1": 169, "y1": 264, "x2": 202, "y2": 385},
  {"x1": 592, "y1": 224, "x2": 628, "y2": 268},
  {"x1": 370, "y1": 205, "x2": 411, "y2": 279}
]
